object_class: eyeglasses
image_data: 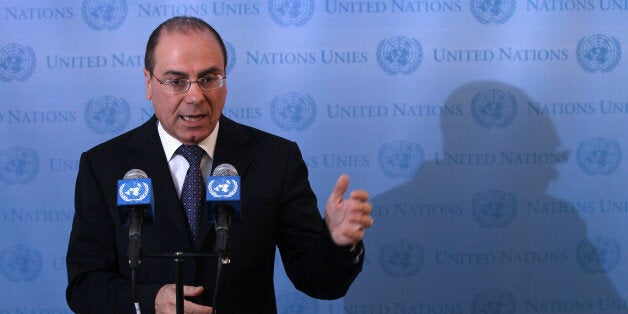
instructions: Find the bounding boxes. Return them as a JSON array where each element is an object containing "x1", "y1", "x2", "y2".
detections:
[{"x1": 150, "y1": 72, "x2": 225, "y2": 93}]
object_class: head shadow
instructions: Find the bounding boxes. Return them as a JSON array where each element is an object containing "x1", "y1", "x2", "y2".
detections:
[{"x1": 343, "y1": 80, "x2": 622, "y2": 312}]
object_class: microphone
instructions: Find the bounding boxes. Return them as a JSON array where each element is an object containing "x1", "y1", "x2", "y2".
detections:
[
  {"x1": 206, "y1": 163, "x2": 241, "y2": 255},
  {"x1": 117, "y1": 169, "x2": 154, "y2": 268}
]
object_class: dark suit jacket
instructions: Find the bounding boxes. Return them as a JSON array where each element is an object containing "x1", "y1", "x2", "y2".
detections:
[{"x1": 66, "y1": 115, "x2": 363, "y2": 313}]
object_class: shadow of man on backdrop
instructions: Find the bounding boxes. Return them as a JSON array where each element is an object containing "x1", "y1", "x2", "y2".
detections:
[{"x1": 343, "y1": 80, "x2": 623, "y2": 313}]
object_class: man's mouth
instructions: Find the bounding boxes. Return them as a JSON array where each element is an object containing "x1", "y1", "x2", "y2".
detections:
[{"x1": 181, "y1": 115, "x2": 206, "y2": 122}]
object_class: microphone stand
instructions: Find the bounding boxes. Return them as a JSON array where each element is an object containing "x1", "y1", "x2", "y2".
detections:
[
  {"x1": 128, "y1": 208, "x2": 144, "y2": 314},
  {"x1": 211, "y1": 207, "x2": 232, "y2": 314},
  {"x1": 135, "y1": 197, "x2": 235, "y2": 313},
  {"x1": 211, "y1": 250, "x2": 230, "y2": 314},
  {"x1": 174, "y1": 252, "x2": 184, "y2": 314},
  {"x1": 142, "y1": 251, "x2": 220, "y2": 314},
  {"x1": 131, "y1": 267, "x2": 140, "y2": 313}
]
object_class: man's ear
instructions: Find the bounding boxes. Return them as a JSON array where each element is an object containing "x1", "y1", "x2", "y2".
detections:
[{"x1": 143, "y1": 68, "x2": 152, "y2": 100}]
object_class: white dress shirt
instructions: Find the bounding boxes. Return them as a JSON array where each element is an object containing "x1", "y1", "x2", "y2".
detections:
[{"x1": 157, "y1": 120, "x2": 219, "y2": 198}]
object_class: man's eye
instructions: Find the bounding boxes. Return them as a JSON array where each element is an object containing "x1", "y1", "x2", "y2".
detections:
[
  {"x1": 199, "y1": 77, "x2": 215, "y2": 83},
  {"x1": 169, "y1": 79, "x2": 185, "y2": 86}
]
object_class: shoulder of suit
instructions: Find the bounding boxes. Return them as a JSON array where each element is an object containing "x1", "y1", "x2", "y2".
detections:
[
  {"x1": 85, "y1": 118, "x2": 154, "y2": 156},
  {"x1": 221, "y1": 115, "x2": 296, "y2": 146}
]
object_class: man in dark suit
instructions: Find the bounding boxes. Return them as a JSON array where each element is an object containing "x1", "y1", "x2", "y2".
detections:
[{"x1": 66, "y1": 16, "x2": 373, "y2": 314}]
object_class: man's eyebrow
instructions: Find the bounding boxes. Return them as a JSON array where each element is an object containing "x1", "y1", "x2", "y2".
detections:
[
  {"x1": 162, "y1": 67, "x2": 222, "y2": 78},
  {"x1": 198, "y1": 67, "x2": 222, "y2": 77},
  {"x1": 162, "y1": 70, "x2": 188, "y2": 77}
]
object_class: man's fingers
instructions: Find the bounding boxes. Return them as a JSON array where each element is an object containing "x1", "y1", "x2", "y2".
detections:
[
  {"x1": 346, "y1": 196, "x2": 373, "y2": 216},
  {"x1": 349, "y1": 190, "x2": 370, "y2": 202},
  {"x1": 341, "y1": 228, "x2": 365, "y2": 242},
  {"x1": 183, "y1": 285, "x2": 204, "y2": 297},
  {"x1": 329, "y1": 174, "x2": 350, "y2": 203},
  {"x1": 156, "y1": 284, "x2": 211, "y2": 314},
  {"x1": 347, "y1": 214, "x2": 374, "y2": 228}
]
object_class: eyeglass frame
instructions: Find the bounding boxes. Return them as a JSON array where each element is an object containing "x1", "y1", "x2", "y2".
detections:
[{"x1": 149, "y1": 71, "x2": 226, "y2": 93}]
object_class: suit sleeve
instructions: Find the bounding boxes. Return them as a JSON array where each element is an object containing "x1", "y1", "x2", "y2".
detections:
[
  {"x1": 276, "y1": 142, "x2": 364, "y2": 299},
  {"x1": 66, "y1": 152, "x2": 162, "y2": 313}
]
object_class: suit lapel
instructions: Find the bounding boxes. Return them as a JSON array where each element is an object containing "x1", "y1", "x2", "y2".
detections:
[
  {"x1": 212, "y1": 115, "x2": 253, "y2": 177},
  {"x1": 127, "y1": 116, "x2": 192, "y2": 244},
  {"x1": 127, "y1": 115, "x2": 255, "y2": 252},
  {"x1": 197, "y1": 115, "x2": 254, "y2": 251}
]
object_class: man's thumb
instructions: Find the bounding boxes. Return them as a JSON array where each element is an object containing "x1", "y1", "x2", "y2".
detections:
[
  {"x1": 329, "y1": 174, "x2": 349, "y2": 202},
  {"x1": 183, "y1": 285, "x2": 204, "y2": 296}
]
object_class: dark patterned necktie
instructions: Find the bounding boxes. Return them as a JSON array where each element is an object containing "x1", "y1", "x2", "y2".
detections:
[{"x1": 176, "y1": 144, "x2": 205, "y2": 249}]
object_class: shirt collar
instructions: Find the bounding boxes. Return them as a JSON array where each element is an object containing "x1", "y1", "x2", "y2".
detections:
[{"x1": 157, "y1": 120, "x2": 219, "y2": 161}]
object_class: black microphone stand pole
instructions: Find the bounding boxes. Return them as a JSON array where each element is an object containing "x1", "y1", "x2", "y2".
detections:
[
  {"x1": 211, "y1": 250, "x2": 230, "y2": 314},
  {"x1": 174, "y1": 252, "x2": 184, "y2": 314},
  {"x1": 143, "y1": 251, "x2": 219, "y2": 314},
  {"x1": 139, "y1": 206, "x2": 233, "y2": 313},
  {"x1": 128, "y1": 208, "x2": 144, "y2": 314}
]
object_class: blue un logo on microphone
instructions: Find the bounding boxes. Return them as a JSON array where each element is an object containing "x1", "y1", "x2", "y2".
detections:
[
  {"x1": 268, "y1": 0, "x2": 315, "y2": 27},
  {"x1": 376, "y1": 36, "x2": 423, "y2": 75},
  {"x1": 576, "y1": 34, "x2": 622, "y2": 73},
  {"x1": 84, "y1": 95, "x2": 131, "y2": 134},
  {"x1": 0, "y1": 245, "x2": 43, "y2": 283},
  {"x1": 0, "y1": 146, "x2": 39, "y2": 185},
  {"x1": 471, "y1": 89, "x2": 518, "y2": 129},
  {"x1": 270, "y1": 92, "x2": 317, "y2": 131},
  {"x1": 118, "y1": 179, "x2": 152, "y2": 204},
  {"x1": 470, "y1": 0, "x2": 516, "y2": 25},
  {"x1": 207, "y1": 177, "x2": 240, "y2": 200},
  {"x1": 576, "y1": 137, "x2": 622, "y2": 176},
  {"x1": 82, "y1": 0, "x2": 128, "y2": 31},
  {"x1": 0, "y1": 43, "x2": 36, "y2": 82}
]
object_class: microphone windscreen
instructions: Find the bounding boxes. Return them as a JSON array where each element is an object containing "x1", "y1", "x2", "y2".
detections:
[
  {"x1": 212, "y1": 163, "x2": 238, "y2": 176},
  {"x1": 124, "y1": 169, "x2": 148, "y2": 180}
]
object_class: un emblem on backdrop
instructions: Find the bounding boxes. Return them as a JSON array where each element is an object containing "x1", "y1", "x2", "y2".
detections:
[
  {"x1": 472, "y1": 289, "x2": 516, "y2": 314},
  {"x1": 376, "y1": 36, "x2": 423, "y2": 75},
  {"x1": 576, "y1": 34, "x2": 622, "y2": 73},
  {"x1": 0, "y1": 245, "x2": 43, "y2": 283},
  {"x1": 0, "y1": 43, "x2": 36, "y2": 82},
  {"x1": 276, "y1": 291, "x2": 318, "y2": 314},
  {"x1": 268, "y1": 0, "x2": 315, "y2": 27},
  {"x1": 82, "y1": 0, "x2": 128, "y2": 31},
  {"x1": 0, "y1": 146, "x2": 39, "y2": 185},
  {"x1": 378, "y1": 140, "x2": 424, "y2": 179},
  {"x1": 576, "y1": 137, "x2": 622, "y2": 175},
  {"x1": 576, "y1": 236, "x2": 621, "y2": 274},
  {"x1": 84, "y1": 95, "x2": 131, "y2": 134},
  {"x1": 471, "y1": 89, "x2": 517, "y2": 129},
  {"x1": 470, "y1": 0, "x2": 516, "y2": 25},
  {"x1": 225, "y1": 41, "x2": 237, "y2": 75},
  {"x1": 471, "y1": 190, "x2": 517, "y2": 228},
  {"x1": 270, "y1": 92, "x2": 316, "y2": 131},
  {"x1": 378, "y1": 239, "x2": 424, "y2": 278}
]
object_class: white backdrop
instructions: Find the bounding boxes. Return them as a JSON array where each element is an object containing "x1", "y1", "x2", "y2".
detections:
[{"x1": 1, "y1": 1, "x2": 626, "y2": 313}]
